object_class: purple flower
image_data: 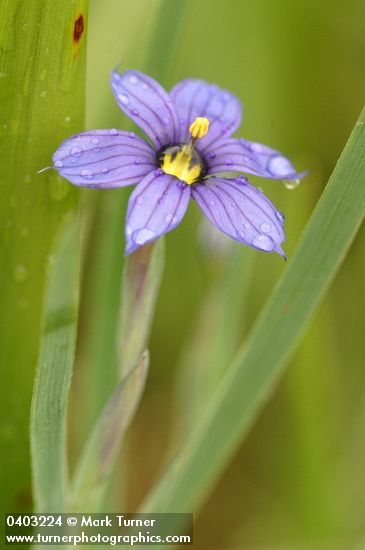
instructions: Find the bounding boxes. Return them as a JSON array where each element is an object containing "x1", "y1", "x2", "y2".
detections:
[{"x1": 53, "y1": 69, "x2": 305, "y2": 257}]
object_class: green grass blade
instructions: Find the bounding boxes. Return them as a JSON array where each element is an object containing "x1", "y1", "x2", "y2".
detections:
[
  {"x1": 71, "y1": 351, "x2": 149, "y2": 511},
  {"x1": 141, "y1": 109, "x2": 365, "y2": 525},
  {"x1": 0, "y1": 0, "x2": 87, "y2": 514},
  {"x1": 30, "y1": 219, "x2": 80, "y2": 512}
]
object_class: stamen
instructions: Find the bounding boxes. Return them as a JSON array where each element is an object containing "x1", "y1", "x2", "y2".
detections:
[{"x1": 189, "y1": 116, "x2": 209, "y2": 139}]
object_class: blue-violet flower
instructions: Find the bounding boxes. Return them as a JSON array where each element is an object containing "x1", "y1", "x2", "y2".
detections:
[{"x1": 53, "y1": 69, "x2": 305, "y2": 257}]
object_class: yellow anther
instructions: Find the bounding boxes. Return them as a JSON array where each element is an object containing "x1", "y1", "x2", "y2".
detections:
[{"x1": 189, "y1": 117, "x2": 209, "y2": 139}]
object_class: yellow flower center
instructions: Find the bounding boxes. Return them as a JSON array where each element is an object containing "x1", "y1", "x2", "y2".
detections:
[{"x1": 159, "y1": 117, "x2": 209, "y2": 185}]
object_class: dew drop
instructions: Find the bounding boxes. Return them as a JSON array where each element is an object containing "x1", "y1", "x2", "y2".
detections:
[
  {"x1": 206, "y1": 152, "x2": 216, "y2": 160},
  {"x1": 13, "y1": 265, "x2": 28, "y2": 283},
  {"x1": 128, "y1": 132, "x2": 136, "y2": 139},
  {"x1": 126, "y1": 225, "x2": 132, "y2": 237},
  {"x1": 129, "y1": 74, "x2": 139, "y2": 84},
  {"x1": 134, "y1": 228, "x2": 155, "y2": 245},
  {"x1": 209, "y1": 200, "x2": 215, "y2": 207},
  {"x1": 136, "y1": 195, "x2": 144, "y2": 205},
  {"x1": 162, "y1": 116, "x2": 170, "y2": 127},
  {"x1": 165, "y1": 213, "x2": 173, "y2": 224},
  {"x1": 75, "y1": 135, "x2": 82, "y2": 142},
  {"x1": 244, "y1": 223, "x2": 250, "y2": 229},
  {"x1": 176, "y1": 180, "x2": 186, "y2": 190},
  {"x1": 94, "y1": 147, "x2": 100, "y2": 153},
  {"x1": 275, "y1": 210, "x2": 285, "y2": 223},
  {"x1": 118, "y1": 93, "x2": 129, "y2": 105},
  {"x1": 131, "y1": 108, "x2": 139, "y2": 116},
  {"x1": 81, "y1": 169, "x2": 94, "y2": 179},
  {"x1": 250, "y1": 142, "x2": 265, "y2": 154},
  {"x1": 252, "y1": 234, "x2": 275, "y2": 252},
  {"x1": 269, "y1": 155, "x2": 292, "y2": 176},
  {"x1": 236, "y1": 175, "x2": 247, "y2": 184},
  {"x1": 154, "y1": 169, "x2": 164, "y2": 177},
  {"x1": 102, "y1": 168, "x2": 109, "y2": 174},
  {"x1": 179, "y1": 118, "x2": 186, "y2": 126},
  {"x1": 283, "y1": 178, "x2": 300, "y2": 190},
  {"x1": 70, "y1": 147, "x2": 83, "y2": 158},
  {"x1": 39, "y1": 90, "x2": 47, "y2": 98},
  {"x1": 134, "y1": 159, "x2": 141, "y2": 165},
  {"x1": 54, "y1": 160, "x2": 63, "y2": 168},
  {"x1": 225, "y1": 159, "x2": 233, "y2": 166},
  {"x1": 260, "y1": 222, "x2": 272, "y2": 234},
  {"x1": 110, "y1": 128, "x2": 118, "y2": 136},
  {"x1": 92, "y1": 137, "x2": 99, "y2": 144},
  {"x1": 142, "y1": 83, "x2": 149, "y2": 90},
  {"x1": 63, "y1": 115, "x2": 72, "y2": 128}
]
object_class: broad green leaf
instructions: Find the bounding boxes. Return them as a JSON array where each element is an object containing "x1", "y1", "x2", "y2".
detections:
[
  {"x1": 0, "y1": 0, "x2": 87, "y2": 515},
  {"x1": 119, "y1": 241, "x2": 164, "y2": 375},
  {"x1": 141, "y1": 109, "x2": 365, "y2": 535},
  {"x1": 71, "y1": 351, "x2": 149, "y2": 511},
  {"x1": 30, "y1": 218, "x2": 80, "y2": 512}
]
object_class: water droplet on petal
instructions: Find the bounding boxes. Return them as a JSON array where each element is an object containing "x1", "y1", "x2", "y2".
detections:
[
  {"x1": 92, "y1": 137, "x2": 99, "y2": 144},
  {"x1": 134, "y1": 159, "x2": 141, "y2": 165},
  {"x1": 154, "y1": 169, "x2": 164, "y2": 177},
  {"x1": 162, "y1": 116, "x2": 170, "y2": 127},
  {"x1": 54, "y1": 160, "x2": 63, "y2": 168},
  {"x1": 75, "y1": 135, "x2": 82, "y2": 142},
  {"x1": 129, "y1": 74, "x2": 139, "y2": 84},
  {"x1": 126, "y1": 225, "x2": 132, "y2": 237},
  {"x1": 283, "y1": 178, "x2": 300, "y2": 190},
  {"x1": 128, "y1": 132, "x2": 136, "y2": 139},
  {"x1": 236, "y1": 176, "x2": 247, "y2": 184},
  {"x1": 81, "y1": 169, "x2": 94, "y2": 179},
  {"x1": 260, "y1": 222, "x2": 272, "y2": 234},
  {"x1": 250, "y1": 142, "x2": 265, "y2": 154},
  {"x1": 244, "y1": 223, "x2": 250, "y2": 229},
  {"x1": 134, "y1": 228, "x2": 155, "y2": 245},
  {"x1": 13, "y1": 264, "x2": 28, "y2": 283},
  {"x1": 142, "y1": 83, "x2": 149, "y2": 90},
  {"x1": 118, "y1": 93, "x2": 129, "y2": 105},
  {"x1": 131, "y1": 108, "x2": 139, "y2": 116},
  {"x1": 110, "y1": 128, "x2": 118, "y2": 136},
  {"x1": 209, "y1": 200, "x2": 215, "y2": 207},
  {"x1": 136, "y1": 195, "x2": 144, "y2": 205},
  {"x1": 165, "y1": 213, "x2": 173, "y2": 224},
  {"x1": 176, "y1": 180, "x2": 186, "y2": 190},
  {"x1": 206, "y1": 152, "x2": 216, "y2": 160},
  {"x1": 225, "y1": 159, "x2": 233, "y2": 166},
  {"x1": 252, "y1": 234, "x2": 275, "y2": 252},
  {"x1": 275, "y1": 210, "x2": 285, "y2": 223},
  {"x1": 179, "y1": 119, "x2": 186, "y2": 126},
  {"x1": 102, "y1": 168, "x2": 109, "y2": 174},
  {"x1": 269, "y1": 155, "x2": 292, "y2": 176},
  {"x1": 70, "y1": 147, "x2": 83, "y2": 158}
]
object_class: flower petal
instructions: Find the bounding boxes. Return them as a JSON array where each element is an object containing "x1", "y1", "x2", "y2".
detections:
[
  {"x1": 170, "y1": 79, "x2": 242, "y2": 151},
  {"x1": 52, "y1": 129, "x2": 156, "y2": 188},
  {"x1": 206, "y1": 137, "x2": 304, "y2": 180},
  {"x1": 111, "y1": 69, "x2": 179, "y2": 149},
  {"x1": 125, "y1": 171, "x2": 191, "y2": 254},
  {"x1": 191, "y1": 176, "x2": 286, "y2": 257}
]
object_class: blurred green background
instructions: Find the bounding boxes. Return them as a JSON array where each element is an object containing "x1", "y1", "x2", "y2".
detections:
[{"x1": 2, "y1": 0, "x2": 365, "y2": 548}]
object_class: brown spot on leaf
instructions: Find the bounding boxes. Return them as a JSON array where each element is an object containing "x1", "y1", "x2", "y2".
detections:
[{"x1": 73, "y1": 15, "x2": 84, "y2": 44}]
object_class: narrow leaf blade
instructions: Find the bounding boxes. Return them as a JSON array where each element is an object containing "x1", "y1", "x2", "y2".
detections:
[{"x1": 141, "y1": 109, "x2": 365, "y2": 533}]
